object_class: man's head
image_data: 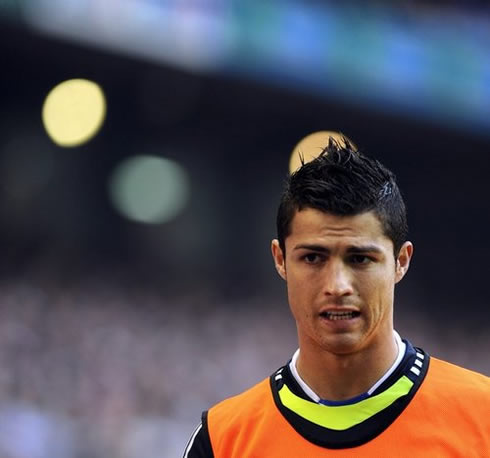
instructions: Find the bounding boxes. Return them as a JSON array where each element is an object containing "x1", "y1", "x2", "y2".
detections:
[
  {"x1": 271, "y1": 137, "x2": 413, "y2": 357},
  {"x1": 276, "y1": 138, "x2": 408, "y2": 258}
]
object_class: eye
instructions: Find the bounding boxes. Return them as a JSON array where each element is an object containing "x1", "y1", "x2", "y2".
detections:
[
  {"x1": 303, "y1": 253, "x2": 324, "y2": 264},
  {"x1": 349, "y1": 254, "x2": 372, "y2": 265}
]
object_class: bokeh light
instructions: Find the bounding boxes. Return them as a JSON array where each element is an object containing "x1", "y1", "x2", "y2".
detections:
[
  {"x1": 42, "y1": 79, "x2": 106, "y2": 147},
  {"x1": 108, "y1": 155, "x2": 190, "y2": 224},
  {"x1": 289, "y1": 131, "x2": 357, "y2": 174}
]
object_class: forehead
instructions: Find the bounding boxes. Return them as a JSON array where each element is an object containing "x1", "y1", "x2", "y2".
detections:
[{"x1": 287, "y1": 208, "x2": 391, "y2": 248}]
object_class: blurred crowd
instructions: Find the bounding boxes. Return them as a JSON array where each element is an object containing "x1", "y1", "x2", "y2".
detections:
[
  {"x1": 0, "y1": 271, "x2": 298, "y2": 457},
  {"x1": 0, "y1": 268, "x2": 487, "y2": 457}
]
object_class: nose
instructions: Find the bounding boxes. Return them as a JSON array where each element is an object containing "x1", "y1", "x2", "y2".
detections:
[{"x1": 323, "y1": 260, "x2": 353, "y2": 297}]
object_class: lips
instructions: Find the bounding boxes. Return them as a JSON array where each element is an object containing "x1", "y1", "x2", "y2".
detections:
[{"x1": 319, "y1": 309, "x2": 361, "y2": 321}]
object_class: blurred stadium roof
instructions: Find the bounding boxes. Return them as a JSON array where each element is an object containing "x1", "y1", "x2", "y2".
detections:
[{"x1": 2, "y1": 0, "x2": 490, "y2": 136}]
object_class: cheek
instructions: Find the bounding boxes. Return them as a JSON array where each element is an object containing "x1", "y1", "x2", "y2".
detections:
[
  {"x1": 286, "y1": 280, "x2": 301, "y2": 309},
  {"x1": 286, "y1": 278, "x2": 311, "y2": 317},
  {"x1": 366, "y1": 280, "x2": 395, "y2": 319},
  {"x1": 358, "y1": 273, "x2": 394, "y2": 308},
  {"x1": 287, "y1": 268, "x2": 314, "y2": 294}
]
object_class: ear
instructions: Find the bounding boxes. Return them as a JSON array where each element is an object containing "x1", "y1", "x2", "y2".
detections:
[
  {"x1": 395, "y1": 241, "x2": 413, "y2": 284},
  {"x1": 271, "y1": 239, "x2": 287, "y2": 281}
]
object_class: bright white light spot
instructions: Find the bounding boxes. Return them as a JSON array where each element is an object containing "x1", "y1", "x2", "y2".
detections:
[
  {"x1": 109, "y1": 155, "x2": 190, "y2": 224},
  {"x1": 289, "y1": 131, "x2": 357, "y2": 174},
  {"x1": 42, "y1": 79, "x2": 106, "y2": 147}
]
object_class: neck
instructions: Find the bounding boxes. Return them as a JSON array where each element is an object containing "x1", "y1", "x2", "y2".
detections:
[{"x1": 295, "y1": 331, "x2": 399, "y2": 401}]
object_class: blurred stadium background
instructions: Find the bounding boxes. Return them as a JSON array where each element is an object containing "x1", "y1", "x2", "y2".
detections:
[{"x1": 1, "y1": 0, "x2": 490, "y2": 456}]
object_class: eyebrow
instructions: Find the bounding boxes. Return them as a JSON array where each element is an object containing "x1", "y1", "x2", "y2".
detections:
[{"x1": 293, "y1": 244, "x2": 384, "y2": 254}]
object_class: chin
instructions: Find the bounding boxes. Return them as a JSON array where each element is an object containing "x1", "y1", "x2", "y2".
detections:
[{"x1": 320, "y1": 335, "x2": 363, "y2": 355}]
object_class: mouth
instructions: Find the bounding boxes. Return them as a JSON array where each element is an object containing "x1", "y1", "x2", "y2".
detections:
[{"x1": 319, "y1": 310, "x2": 361, "y2": 321}]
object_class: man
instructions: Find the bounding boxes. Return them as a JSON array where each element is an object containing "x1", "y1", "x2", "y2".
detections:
[{"x1": 183, "y1": 138, "x2": 490, "y2": 457}]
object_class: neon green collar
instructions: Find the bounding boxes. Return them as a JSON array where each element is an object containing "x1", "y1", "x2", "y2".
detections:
[{"x1": 278, "y1": 375, "x2": 414, "y2": 430}]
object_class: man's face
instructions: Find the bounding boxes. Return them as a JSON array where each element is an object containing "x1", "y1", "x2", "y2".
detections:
[{"x1": 271, "y1": 208, "x2": 412, "y2": 356}]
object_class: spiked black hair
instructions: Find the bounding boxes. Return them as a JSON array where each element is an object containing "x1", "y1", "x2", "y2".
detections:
[{"x1": 276, "y1": 137, "x2": 408, "y2": 256}]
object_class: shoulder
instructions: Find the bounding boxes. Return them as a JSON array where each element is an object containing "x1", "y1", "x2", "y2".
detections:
[
  {"x1": 182, "y1": 376, "x2": 273, "y2": 458},
  {"x1": 425, "y1": 356, "x2": 490, "y2": 406},
  {"x1": 187, "y1": 376, "x2": 273, "y2": 456},
  {"x1": 182, "y1": 417, "x2": 214, "y2": 458},
  {"x1": 428, "y1": 357, "x2": 490, "y2": 390}
]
